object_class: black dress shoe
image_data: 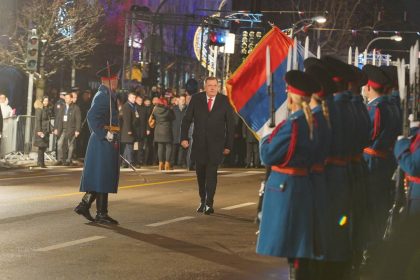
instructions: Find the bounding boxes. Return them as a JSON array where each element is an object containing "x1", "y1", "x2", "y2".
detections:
[
  {"x1": 95, "y1": 213, "x2": 119, "y2": 225},
  {"x1": 196, "y1": 203, "x2": 206, "y2": 213},
  {"x1": 204, "y1": 205, "x2": 214, "y2": 215}
]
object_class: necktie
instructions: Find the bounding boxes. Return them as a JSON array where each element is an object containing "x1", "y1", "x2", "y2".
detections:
[{"x1": 207, "y1": 98, "x2": 213, "y2": 112}]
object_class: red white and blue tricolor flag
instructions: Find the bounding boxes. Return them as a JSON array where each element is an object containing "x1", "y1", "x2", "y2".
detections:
[{"x1": 226, "y1": 27, "x2": 306, "y2": 139}]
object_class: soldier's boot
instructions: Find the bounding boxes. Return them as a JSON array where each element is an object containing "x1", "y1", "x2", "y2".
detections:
[
  {"x1": 95, "y1": 193, "x2": 119, "y2": 225},
  {"x1": 164, "y1": 161, "x2": 171, "y2": 171},
  {"x1": 158, "y1": 162, "x2": 164, "y2": 171},
  {"x1": 74, "y1": 192, "x2": 97, "y2": 222}
]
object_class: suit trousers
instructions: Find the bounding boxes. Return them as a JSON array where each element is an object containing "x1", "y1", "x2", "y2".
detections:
[
  {"x1": 57, "y1": 129, "x2": 75, "y2": 162},
  {"x1": 37, "y1": 147, "x2": 46, "y2": 165},
  {"x1": 122, "y1": 143, "x2": 134, "y2": 164},
  {"x1": 246, "y1": 142, "x2": 260, "y2": 167},
  {"x1": 195, "y1": 162, "x2": 219, "y2": 206}
]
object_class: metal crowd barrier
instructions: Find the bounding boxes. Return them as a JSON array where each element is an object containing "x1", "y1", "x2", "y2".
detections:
[{"x1": 0, "y1": 115, "x2": 57, "y2": 163}]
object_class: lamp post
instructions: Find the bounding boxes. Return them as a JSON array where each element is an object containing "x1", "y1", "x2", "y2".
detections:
[
  {"x1": 291, "y1": 15, "x2": 327, "y2": 37},
  {"x1": 363, "y1": 35, "x2": 402, "y2": 65}
]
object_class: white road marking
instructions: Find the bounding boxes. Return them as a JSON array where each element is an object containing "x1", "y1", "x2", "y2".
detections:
[
  {"x1": 146, "y1": 216, "x2": 195, "y2": 227},
  {"x1": 222, "y1": 172, "x2": 262, "y2": 177},
  {"x1": 35, "y1": 236, "x2": 106, "y2": 252},
  {"x1": 244, "y1": 170, "x2": 265, "y2": 174},
  {"x1": 221, "y1": 202, "x2": 256, "y2": 210},
  {"x1": 0, "y1": 174, "x2": 67, "y2": 181}
]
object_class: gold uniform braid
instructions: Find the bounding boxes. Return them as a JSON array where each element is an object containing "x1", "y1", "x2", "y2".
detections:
[
  {"x1": 301, "y1": 100, "x2": 314, "y2": 140},
  {"x1": 321, "y1": 100, "x2": 331, "y2": 128}
]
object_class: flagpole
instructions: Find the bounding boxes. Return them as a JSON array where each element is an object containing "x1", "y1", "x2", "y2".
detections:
[{"x1": 266, "y1": 45, "x2": 275, "y2": 128}]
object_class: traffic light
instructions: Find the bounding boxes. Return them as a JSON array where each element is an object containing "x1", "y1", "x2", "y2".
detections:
[
  {"x1": 26, "y1": 33, "x2": 39, "y2": 72},
  {"x1": 208, "y1": 30, "x2": 226, "y2": 46}
]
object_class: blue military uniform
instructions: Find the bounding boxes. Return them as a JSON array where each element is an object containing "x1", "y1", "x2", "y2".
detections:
[
  {"x1": 80, "y1": 84, "x2": 120, "y2": 193},
  {"x1": 257, "y1": 71, "x2": 320, "y2": 279},
  {"x1": 394, "y1": 128, "x2": 420, "y2": 215},
  {"x1": 347, "y1": 66, "x2": 371, "y2": 257},
  {"x1": 362, "y1": 65, "x2": 398, "y2": 245},
  {"x1": 74, "y1": 64, "x2": 121, "y2": 225},
  {"x1": 310, "y1": 105, "x2": 331, "y2": 259},
  {"x1": 322, "y1": 58, "x2": 356, "y2": 263},
  {"x1": 305, "y1": 62, "x2": 335, "y2": 261},
  {"x1": 257, "y1": 110, "x2": 315, "y2": 258}
]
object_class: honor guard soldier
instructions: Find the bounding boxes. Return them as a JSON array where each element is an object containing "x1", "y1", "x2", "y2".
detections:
[
  {"x1": 347, "y1": 65, "x2": 372, "y2": 276},
  {"x1": 381, "y1": 65, "x2": 403, "y2": 132},
  {"x1": 304, "y1": 61, "x2": 335, "y2": 278},
  {"x1": 318, "y1": 56, "x2": 356, "y2": 278},
  {"x1": 74, "y1": 64, "x2": 121, "y2": 224},
  {"x1": 394, "y1": 124, "x2": 420, "y2": 215},
  {"x1": 362, "y1": 65, "x2": 397, "y2": 249},
  {"x1": 256, "y1": 70, "x2": 320, "y2": 279}
]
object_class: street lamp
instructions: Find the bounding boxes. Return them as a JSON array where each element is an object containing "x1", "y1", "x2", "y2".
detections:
[
  {"x1": 364, "y1": 35, "x2": 403, "y2": 65},
  {"x1": 365, "y1": 35, "x2": 403, "y2": 52},
  {"x1": 292, "y1": 15, "x2": 327, "y2": 36}
]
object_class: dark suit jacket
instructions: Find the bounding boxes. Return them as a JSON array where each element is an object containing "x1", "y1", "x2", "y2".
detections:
[
  {"x1": 133, "y1": 104, "x2": 149, "y2": 141},
  {"x1": 181, "y1": 92, "x2": 234, "y2": 164},
  {"x1": 54, "y1": 103, "x2": 81, "y2": 138}
]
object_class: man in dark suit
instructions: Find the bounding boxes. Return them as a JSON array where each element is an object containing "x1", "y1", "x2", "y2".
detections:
[
  {"x1": 133, "y1": 95, "x2": 149, "y2": 166},
  {"x1": 120, "y1": 92, "x2": 137, "y2": 167},
  {"x1": 54, "y1": 92, "x2": 82, "y2": 165},
  {"x1": 181, "y1": 77, "x2": 234, "y2": 214}
]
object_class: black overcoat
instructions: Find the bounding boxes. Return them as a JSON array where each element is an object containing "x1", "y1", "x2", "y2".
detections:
[
  {"x1": 172, "y1": 105, "x2": 187, "y2": 144},
  {"x1": 180, "y1": 92, "x2": 235, "y2": 164},
  {"x1": 133, "y1": 104, "x2": 149, "y2": 141},
  {"x1": 153, "y1": 104, "x2": 174, "y2": 143},
  {"x1": 33, "y1": 107, "x2": 52, "y2": 148},
  {"x1": 120, "y1": 102, "x2": 136, "y2": 143}
]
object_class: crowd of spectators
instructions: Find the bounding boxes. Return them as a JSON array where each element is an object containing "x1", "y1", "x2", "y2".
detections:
[{"x1": 0, "y1": 83, "x2": 261, "y2": 170}]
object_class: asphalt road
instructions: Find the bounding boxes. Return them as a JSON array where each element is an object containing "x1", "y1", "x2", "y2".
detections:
[{"x1": 0, "y1": 166, "x2": 288, "y2": 280}]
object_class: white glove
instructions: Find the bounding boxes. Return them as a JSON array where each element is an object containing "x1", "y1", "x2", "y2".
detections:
[
  {"x1": 408, "y1": 114, "x2": 414, "y2": 122},
  {"x1": 0, "y1": 133, "x2": 2, "y2": 139},
  {"x1": 106, "y1": 131, "x2": 114, "y2": 142},
  {"x1": 397, "y1": 135, "x2": 405, "y2": 141},
  {"x1": 410, "y1": 121, "x2": 420, "y2": 129}
]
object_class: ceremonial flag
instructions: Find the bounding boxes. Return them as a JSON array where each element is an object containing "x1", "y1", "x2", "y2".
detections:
[{"x1": 226, "y1": 27, "x2": 306, "y2": 139}]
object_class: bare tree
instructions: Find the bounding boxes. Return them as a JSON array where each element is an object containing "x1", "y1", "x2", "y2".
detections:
[
  {"x1": 290, "y1": 0, "x2": 381, "y2": 55},
  {"x1": 0, "y1": 0, "x2": 104, "y2": 98}
]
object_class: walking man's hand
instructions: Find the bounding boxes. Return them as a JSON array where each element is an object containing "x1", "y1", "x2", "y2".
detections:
[
  {"x1": 223, "y1": 149, "x2": 230, "y2": 155},
  {"x1": 181, "y1": 140, "x2": 189, "y2": 149}
]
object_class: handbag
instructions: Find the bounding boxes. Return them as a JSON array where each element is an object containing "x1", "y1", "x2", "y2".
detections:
[{"x1": 148, "y1": 108, "x2": 156, "y2": 128}]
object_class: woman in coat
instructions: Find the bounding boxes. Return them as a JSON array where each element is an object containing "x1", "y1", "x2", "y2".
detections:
[
  {"x1": 33, "y1": 96, "x2": 52, "y2": 168},
  {"x1": 256, "y1": 70, "x2": 320, "y2": 279},
  {"x1": 152, "y1": 97, "x2": 175, "y2": 170}
]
